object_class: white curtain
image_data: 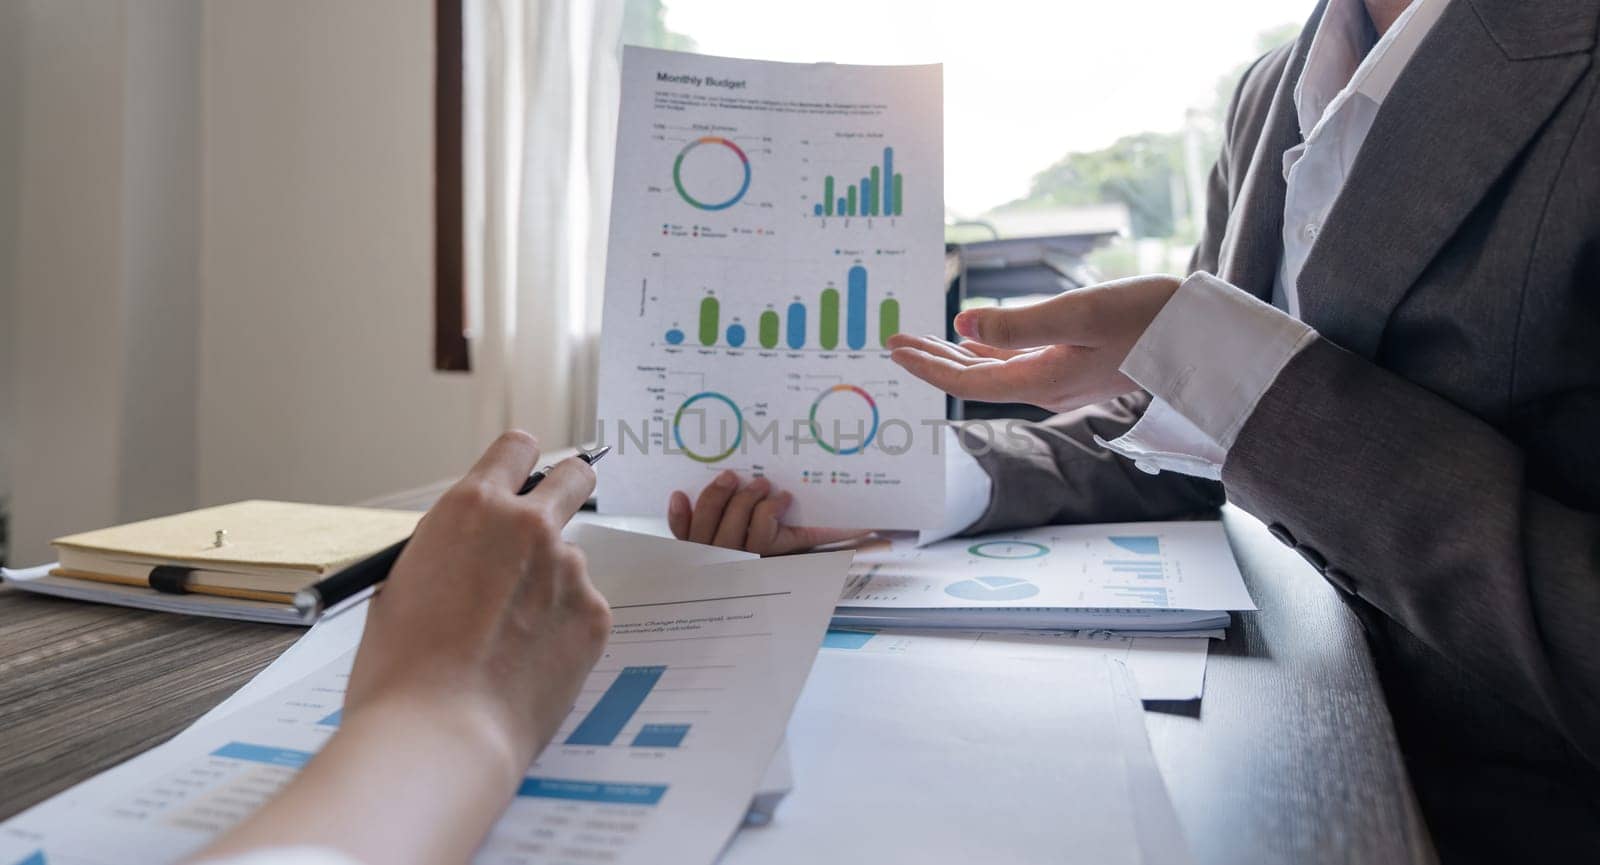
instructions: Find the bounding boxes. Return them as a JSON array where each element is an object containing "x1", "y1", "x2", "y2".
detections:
[{"x1": 466, "y1": 0, "x2": 622, "y2": 449}]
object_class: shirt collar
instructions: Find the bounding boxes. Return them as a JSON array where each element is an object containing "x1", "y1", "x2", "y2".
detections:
[
  {"x1": 1351, "y1": 0, "x2": 1452, "y2": 103},
  {"x1": 1295, "y1": 0, "x2": 1375, "y2": 135},
  {"x1": 1294, "y1": 0, "x2": 1453, "y2": 139}
]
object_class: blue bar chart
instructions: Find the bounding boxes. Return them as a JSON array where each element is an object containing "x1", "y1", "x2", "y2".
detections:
[
  {"x1": 562, "y1": 665, "x2": 698, "y2": 749},
  {"x1": 566, "y1": 666, "x2": 667, "y2": 747},
  {"x1": 846, "y1": 265, "x2": 868, "y2": 349},
  {"x1": 1102, "y1": 534, "x2": 1170, "y2": 607},
  {"x1": 786, "y1": 301, "x2": 806, "y2": 349},
  {"x1": 632, "y1": 724, "x2": 692, "y2": 748},
  {"x1": 1110, "y1": 536, "x2": 1161, "y2": 556}
]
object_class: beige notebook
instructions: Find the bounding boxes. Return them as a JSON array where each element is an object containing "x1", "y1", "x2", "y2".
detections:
[{"x1": 51, "y1": 500, "x2": 422, "y2": 603}]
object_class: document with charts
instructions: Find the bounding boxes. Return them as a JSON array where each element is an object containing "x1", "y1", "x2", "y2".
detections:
[
  {"x1": 0, "y1": 543, "x2": 855, "y2": 865},
  {"x1": 843, "y1": 522, "x2": 1257, "y2": 612},
  {"x1": 596, "y1": 46, "x2": 946, "y2": 528}
]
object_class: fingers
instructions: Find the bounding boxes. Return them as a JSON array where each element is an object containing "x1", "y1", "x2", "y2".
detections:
[
  {"x1": 788, "y1": 526, "x2": 873, "y2": 550},
  {"x1": 953, "y1": 291, "x2": 1097, "y2": 350},
  {"x1": 746, "y1": 493, "x2": 787, "y2": 554},
  {"x1": 746, "y1": 492, "x2": 869, "y2": 555},
  {"x1": 688, "y1": 470, "x2": 740, "y2": 545},
  {"x1": 464, "y1": 430, "x2": 541, "y2": 492},
  {"x1": 890, "y1": 345, "x2": 1042, "y2": 402},
  {"x1": 889, "y1": 334, "x2": 990, "y2": 366},
  {"x1": 712, "y1": 477, "x2": 771, "y2": 548},
  {"x1": 956, "y1": 339, "x2": 1020, "y2": 360},
  {"x1": 522, "y1": 456, "x2": 596, "y2": 527},
  {"x1": 667, "y1": 491, "x2": 692, "y2": 540},
  {"x1": 888, "y1": 332, "x2": 1020, "y2": 364}
]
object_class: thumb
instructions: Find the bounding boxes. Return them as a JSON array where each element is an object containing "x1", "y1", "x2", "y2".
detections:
[{"x1": 954, "y1": 292, "x2": 1095, "y2": 349}]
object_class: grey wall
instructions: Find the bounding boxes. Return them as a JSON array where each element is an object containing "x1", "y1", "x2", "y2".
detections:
[
  {"x1": 0, "y1": 1, "x2": 25, "y2": 536},
  {"x1": 119, "y1": 0, "x2": 201, "y2": 522},
  {"x1": 8, "y1": 0, "x2": 203, "y2": 563},
  {"x1": 6, "y1": 0, "x2": 484, "y2": 563}
]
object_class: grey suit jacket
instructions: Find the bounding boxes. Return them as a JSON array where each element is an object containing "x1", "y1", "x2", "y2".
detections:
[{"x1": 964, "y1": 1, "x2": 1600, "y2": 859}]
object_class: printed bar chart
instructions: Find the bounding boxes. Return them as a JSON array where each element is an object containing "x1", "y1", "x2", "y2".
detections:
[
  {"x1": 846, "y1": 265, "x2": 868, "y2": 349},
  {"x1": 1104, "y1": 585, "x2": 1171, "y2": 607},
  {"x1": 632, "y1": 723, "x2": 692, "y2": 748},
  {"x1": 879, "y1": 297, "x2": 900, "y2": 347},
  {"x1": 786, "y1": 302, "x2": 807, "y2": 349},
  {"x1": 698, "y1": 297, "x2": 719, "y2": 347},
  {"x1": 819, "y1": 288, "x2": 840, "y2": 349},
  {"x1": 758, "y1": 310, "x2": 780, "y2": 349},
  {"x1": 565, "y1": 666, "x2": 666, "y2": 747},
  {"x1": 1102, "y1": 534, "x2": 1170, "y2": 594},
  {"x1": 659, "y1": 265, "x2": 889, "y2": 351},
  {"x1": 1107, "y1": 559, "x2": 1167, "y2": 579},
  {"x1": 811, "y1": 147, "x2": 905, "y2": 218},
  {"x1": 1110, "y1": 536, "x2": 1161, "y2": 556}
]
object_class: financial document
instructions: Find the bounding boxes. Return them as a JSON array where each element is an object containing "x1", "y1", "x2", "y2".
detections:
[
  {"x1": 596, "y1": 47, "x2": 947, "y2": 528},
  {"x1": 0, "y1": 537, "x2": 854, "y2": 865},
  {"x1": 846, "y1": 522, "x2": 1256, "y2": 612}
]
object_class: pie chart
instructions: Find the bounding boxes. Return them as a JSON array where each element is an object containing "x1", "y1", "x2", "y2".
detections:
[
  {"x1": 944, "y1": 576, "x2": 1040, "y2": 602},
  {"x1": 968, "y1": 540, "x2": 1050, "y2": 559}
]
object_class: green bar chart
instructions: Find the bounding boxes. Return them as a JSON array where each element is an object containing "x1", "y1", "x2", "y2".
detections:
[
  {"x1": 811, "y1": 147, "x2": 905, "y2": 218},
  {"x1": 697, "y1": 296, "x2": 720, "y2": 347},
  {"x1": 879, "y1": 298, "x2": 900, "y2": 346},
  {"x1": 819, "y1": 288, "x2": 840, "y2": 349},
  {"x1": 758, "y1": 310, "x2": 780, "y2": 349}
]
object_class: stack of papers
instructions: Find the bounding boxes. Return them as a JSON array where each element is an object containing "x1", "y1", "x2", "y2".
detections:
[
  {"x1": 833, "y1": 521, "x2": 1254, "y2": 639},
  {"x1": 0, "y1": 523, "x2": 1199, "y2": 864},
  {"x1": 0, "y1": 526, "x2": 853, "y2": 865}
]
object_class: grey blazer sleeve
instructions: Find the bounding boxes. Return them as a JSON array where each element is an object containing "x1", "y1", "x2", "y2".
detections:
[
  {"x1": 1224, "y1": 338, "x2": 1600, "y2": 764},
  {"x1": 958, "y1": 398, "x2": 1224, "y2": 535}
]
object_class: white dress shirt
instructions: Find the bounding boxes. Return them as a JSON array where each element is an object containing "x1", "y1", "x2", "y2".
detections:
[{"x1": 1098, "y1": 0, "x2": 1452, "y2": 480}]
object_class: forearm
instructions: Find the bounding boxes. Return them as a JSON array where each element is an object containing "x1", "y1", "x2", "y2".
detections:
[
  {"x1": 960, "y1": 394, "x2": 1224, "y2": 535},
  {"x1": 193, "y1": 697, "x2": 525, "y2": 865}
]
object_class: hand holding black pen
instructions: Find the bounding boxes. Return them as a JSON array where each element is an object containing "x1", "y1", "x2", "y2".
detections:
[{"x1": 292, "y1": 445, "x2": 612, "y2": 621}]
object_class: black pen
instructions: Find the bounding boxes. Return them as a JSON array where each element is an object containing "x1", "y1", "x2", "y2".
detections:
[{"x1": 292, "y1": 445, "x2": 612, "y2": 622}]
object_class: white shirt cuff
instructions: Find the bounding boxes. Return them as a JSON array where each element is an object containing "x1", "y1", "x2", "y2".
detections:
[
  {"x1": 917, "y1": 427, "x2": 994, "y2": 545},
  {"x1": 1095, "y1": 397, "x2": 1227, "y2": 481},
  {"x1": 1102, "y1": 272, "x2": 1317, "y2": 477}
]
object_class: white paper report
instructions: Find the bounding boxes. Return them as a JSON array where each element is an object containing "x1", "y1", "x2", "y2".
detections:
[{"x1": 596, "y1": 47, "x2": 947, "y2": 528}]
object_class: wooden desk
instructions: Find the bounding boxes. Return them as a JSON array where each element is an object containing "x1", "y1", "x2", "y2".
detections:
[{"x1": 0, "y1": 505, "x2": 1436, "y2": 864}]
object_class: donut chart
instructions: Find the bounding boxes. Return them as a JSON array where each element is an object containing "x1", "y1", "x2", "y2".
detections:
[
  {"x1": 672, "y1": 136, "x2": 751, "y2": 211},
  {"x1": 967, "y1": 540, "x2": 1050, "y2": 560},
  {"x1": 673, "y1": 391, "x2": 743, "y2": 463},
  {"x1": 808, "y1": 385, "x2": 879, "y2": 455}
]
